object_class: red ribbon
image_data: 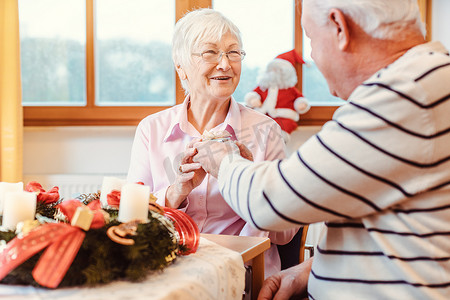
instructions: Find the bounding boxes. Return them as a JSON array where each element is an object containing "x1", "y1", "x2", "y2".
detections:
[
  {"x1": 0, "y1": 223, "x2": 85, "y2": 288},
  {"x1": 57, "y1": 199, "x2": 106, "y2": 229},
  {"x1": 25, "y1": 181, "x2": 60, "y2": 204}
]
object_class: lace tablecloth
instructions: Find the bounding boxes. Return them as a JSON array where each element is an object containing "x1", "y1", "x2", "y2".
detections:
[{"x1": 0, "y1": 237, "x2": 246, "y2": 300}]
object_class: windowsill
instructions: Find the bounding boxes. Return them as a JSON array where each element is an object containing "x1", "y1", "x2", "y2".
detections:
[
  {"x1": 23, "y1": 105, "x2": 338, "y2": 126},
  {"x1": 23, "y1": 106, "x2": 170, "y2": 126}
]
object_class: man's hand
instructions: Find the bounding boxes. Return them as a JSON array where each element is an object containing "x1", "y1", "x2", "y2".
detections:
[
  {"x1": 193, "y1": 140, "x2": 240, "y2": 178},
  {"x1": 258, "y1": 258, "x2": 313, "y2": 300}
]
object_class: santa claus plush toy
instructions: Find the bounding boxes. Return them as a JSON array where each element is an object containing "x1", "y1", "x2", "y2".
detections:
[{"x1": 245, "y1": 49, "x2": 310, "y2": 142}]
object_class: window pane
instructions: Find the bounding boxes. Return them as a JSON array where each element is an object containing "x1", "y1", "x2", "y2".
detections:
[
  {"x1": 302, "y1": 32, "x2": 344, "y2": 106},
  {"x1": 213, "y1": 0, "x2": 294, "y2": 103},
  {"x1": 96, "y1": 0, "x2": 175, "y2": 106},
  {"x1": 19, "y1": 0, "x2": 86, "y2": 106}
]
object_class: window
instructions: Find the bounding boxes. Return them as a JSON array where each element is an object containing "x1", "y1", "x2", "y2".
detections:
[
  {"x1": 21, "y1": 0, "x2": 179, "y2": 126},
  {"x1": 95, "y1": 0, "x2": 175, "y2": 106},
  {"x1": 19, "y1": 0, "x2": 86, "y2": 106},
  {"x1": 20, "y1": 0, "x2": 432, "y2": 126}
]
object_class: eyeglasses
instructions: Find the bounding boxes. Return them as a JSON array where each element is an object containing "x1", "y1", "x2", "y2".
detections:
[{"x1": 192, "y1": 50, "x2": 246, "y2": 63}]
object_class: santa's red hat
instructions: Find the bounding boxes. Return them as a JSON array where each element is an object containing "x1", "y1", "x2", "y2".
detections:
[{"x1": 275, "y1": 49, "x2": 305, "y2": 67}]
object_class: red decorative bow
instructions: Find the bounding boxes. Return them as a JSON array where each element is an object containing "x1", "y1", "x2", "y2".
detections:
[
  {"x1": 25, "y1": 181, "x2": 60, "y2": 204},
  {"x1": 58, "y1": 199, "x2": 106, "y2": 229},
  {"x1": 0, "y1": 223, "x2": 85, "y2": 288}
]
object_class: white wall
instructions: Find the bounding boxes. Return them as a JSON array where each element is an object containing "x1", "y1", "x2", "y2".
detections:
[
  {"x1": 24, "y1": 126, "x2": 134, "y2": 176},
  {"x1": 23, "y1": 125, "x2": 320, "y2": 177}
]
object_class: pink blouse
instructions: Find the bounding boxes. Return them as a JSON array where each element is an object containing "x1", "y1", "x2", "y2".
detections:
[{"x1": 127, "y1": 96, "x2": 297, "y2": 276}]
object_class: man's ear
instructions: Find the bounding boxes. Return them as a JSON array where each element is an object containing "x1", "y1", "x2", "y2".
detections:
[
  {"x1": 328, "y1": 8, "x2": 350, "y2": 51},
  {"x1": 176, "y1": 64, "x2": 187, "y2": 80}
]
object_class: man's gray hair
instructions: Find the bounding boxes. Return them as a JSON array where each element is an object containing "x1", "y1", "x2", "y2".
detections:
[
  {"x1": 172, "y1": 8, "x2": 243, "y2": 92},
  {"x1": 304, "y1": 0, "x2": 426, "y2": 39}
]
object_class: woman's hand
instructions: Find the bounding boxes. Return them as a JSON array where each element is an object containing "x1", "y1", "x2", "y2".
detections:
[
  {"x1": 257, "y1": 257, "x2": 313, "y2": 300},
  {"x1": 165, "y1": 140, "x2": 206, "y2": 208}
]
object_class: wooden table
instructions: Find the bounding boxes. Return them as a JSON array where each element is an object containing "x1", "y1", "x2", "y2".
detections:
[{"x1": 202, "y1": 234, "x2": 271, "y2": 300}]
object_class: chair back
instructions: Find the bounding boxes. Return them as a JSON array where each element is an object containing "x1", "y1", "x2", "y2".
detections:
[{"x1": 277, "y1": 225, "x2": 309, "y2": 270}]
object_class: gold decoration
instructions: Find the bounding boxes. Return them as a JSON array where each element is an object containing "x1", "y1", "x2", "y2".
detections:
[
  {"x1": 71, "y1": 206, "x2": 94, "y2": 231},
  {"x1": 149, "y1": 193, "x2": 158, "y2": 203},
  {"x1": 106, "y1": 219, "x2": 143, "y2": 246}
]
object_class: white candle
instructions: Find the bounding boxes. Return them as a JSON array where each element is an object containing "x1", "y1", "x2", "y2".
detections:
[
  {"x1": 0, "y1": 182, "x2": 23, "y2": 215},
  {"x1": 118, "y1": 183, "x2": 150, "y2": 223},
  {"x1": 99, "y1": 176, "x2": 127, "y2": 207},
  {"x1": 2, "y1": 191, "x2": 37, "y2": 230}
]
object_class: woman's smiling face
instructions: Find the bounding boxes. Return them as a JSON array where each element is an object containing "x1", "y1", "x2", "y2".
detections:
[{"x1": 182, "y1": 32, "x2": 242, "y2": 102}]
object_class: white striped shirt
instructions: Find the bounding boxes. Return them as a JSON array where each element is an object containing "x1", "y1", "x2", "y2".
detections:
[{"x1": 218, "y1": 41, "x2": 450, "y2": 299}]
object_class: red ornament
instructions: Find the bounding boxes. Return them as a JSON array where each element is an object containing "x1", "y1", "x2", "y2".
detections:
[{"x1": 163, "y1": 207, "x2": 200, "y2": 255}]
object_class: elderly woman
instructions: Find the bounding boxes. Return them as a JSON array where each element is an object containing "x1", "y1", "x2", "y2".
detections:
[{"x1": 127, "y1": 8, "x2": 297, "y2": 277}]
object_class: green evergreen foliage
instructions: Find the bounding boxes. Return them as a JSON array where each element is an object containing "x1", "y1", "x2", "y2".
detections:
[{"x1": 35, "y1": 199, "x2": 62, "y2": 219}]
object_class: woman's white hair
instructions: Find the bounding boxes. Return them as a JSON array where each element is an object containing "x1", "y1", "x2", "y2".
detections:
[
  {"x1": 303, "y1": 0, "x2": 426, "y2": 40},
  {"x1": 172, "y1": 8, "x2": 243, "y2": 92}
]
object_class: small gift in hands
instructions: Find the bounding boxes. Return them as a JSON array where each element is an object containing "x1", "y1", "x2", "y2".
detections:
[
  {"x1": 193, "y1": 129, "x2": 254, "y2": 178},
  {"x1": 201, "y1": 129, "x2": 232, "y2": 142},
  {"x1": 201, "y1": 129, "x2": 253, "y2": 162}
]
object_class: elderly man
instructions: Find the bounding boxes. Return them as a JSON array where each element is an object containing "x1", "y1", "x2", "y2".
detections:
[{"x1": 193, "y1": 0, "x2": 450, "y2": 299}]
